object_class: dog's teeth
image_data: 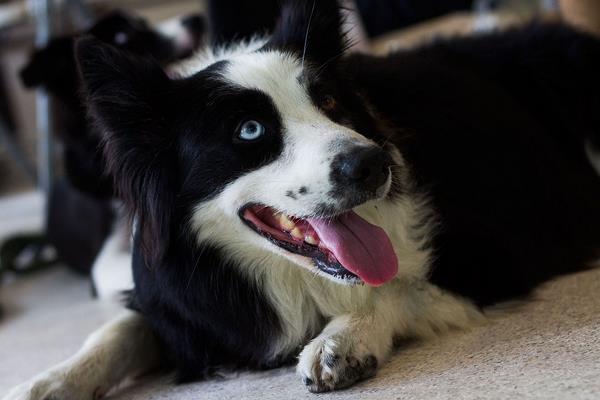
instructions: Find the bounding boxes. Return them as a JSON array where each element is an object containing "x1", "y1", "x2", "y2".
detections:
[
  {"x1": 278, "y1": 213, "x2": 296, "y2": 231},
  {"x1": 290, "y1": 227, "x2": 304, "y2": 240},
  {"x1": 304, "y1": 234, "x2": 319, "y2": 245}
]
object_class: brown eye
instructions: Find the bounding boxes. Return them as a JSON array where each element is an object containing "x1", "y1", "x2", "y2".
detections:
[{"x1": 321, "y1": 95, "x2": 337, "y2": 111}]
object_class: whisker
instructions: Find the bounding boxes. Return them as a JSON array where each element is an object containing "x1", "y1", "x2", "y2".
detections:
[
  {"x1": 379, "y1": 136, "x2": 392, "y2": 149},
  {"x1": 313, "y1": 35, "x2": 355, "y2": 79},
  {"x1": 301, "y1": 0, "x2": 317, "y2": 70},
  {"x1": 185, "y1": 246, "x2": 205, "y2": 292}
]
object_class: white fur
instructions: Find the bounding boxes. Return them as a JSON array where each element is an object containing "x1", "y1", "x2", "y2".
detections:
[
  {"x1": 585, "y1": 139, "x2": 600, "y2": 176},
  {"x1": 156, "y1": 16, "x2": 196, "y2": 54},
  {"x1": 170, "y1": 37, "x2": 269, "y2": 78},
  {"x1": 91, "y1": 222, "x2": 133, "y2": 300},
  {"x1": 297, "y1": 281, "x2": 483, "y2": 391},
  {"x1": 2, "y1": 311, "x2": 159, "y2": 400}
]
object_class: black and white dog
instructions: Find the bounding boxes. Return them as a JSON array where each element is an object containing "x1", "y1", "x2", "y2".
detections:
[{"x1": 5, "y1": 0, "x2": 600, "y2": 398}]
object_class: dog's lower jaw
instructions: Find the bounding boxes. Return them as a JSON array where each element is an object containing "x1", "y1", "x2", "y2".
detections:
[{"x1": 296, "y1": 282, "x2": 484, "y2": 393}]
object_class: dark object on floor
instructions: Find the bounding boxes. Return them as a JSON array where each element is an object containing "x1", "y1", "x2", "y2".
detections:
[{"x1": 0, "y1": 234, "x2": 59, "y2": 275}]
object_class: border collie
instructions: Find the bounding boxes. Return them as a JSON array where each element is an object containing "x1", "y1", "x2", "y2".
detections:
[{"x1": 5, "y1": 0, "x2": 600, "y2": 398}]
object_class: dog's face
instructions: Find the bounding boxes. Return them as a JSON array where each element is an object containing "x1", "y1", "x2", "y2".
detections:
[
  {"x1": 21, "y1": 10, "x2": 204, "y2": 94},
  {"x1": 77, "y1": 0, "x2": 402, "y2": 287}
]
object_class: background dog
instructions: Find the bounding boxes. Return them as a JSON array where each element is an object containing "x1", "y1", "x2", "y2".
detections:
[{"x1": 19, "y1": 10, "x2": 204, "y2": 279}]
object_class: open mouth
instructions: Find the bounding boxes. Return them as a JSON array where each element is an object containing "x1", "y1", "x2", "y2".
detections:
[{"x1": 240, "y1": 204, "x2": 398, "y2": 286}]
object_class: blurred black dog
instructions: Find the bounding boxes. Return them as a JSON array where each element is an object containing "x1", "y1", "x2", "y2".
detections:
[
  {"x1": 19, "y1": 10, "x2": 204, "y2": 274},
  {"x1": 21, "y1": 10, "x2": 204, "y2": 198}
]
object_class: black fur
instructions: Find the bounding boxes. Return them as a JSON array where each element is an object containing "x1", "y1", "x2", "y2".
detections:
[
  {"x1": 208, "y1": 0, "x2": 279, "y2": 45},
  {"x1": 76, "y1": 0, "x2": 600, "y2": 383},
  {"x1": 21, "y1": 35, "x2": 112, "y2": 198},
  {"x1": 344, "y1": 24, "x2": 600, "y2": 305},
  {"x1": 267, "y1": 0, "x2": 348, "y2": 64},
  {"x1": 129, "y1": 237, "x2": 286, "y2": 382}
]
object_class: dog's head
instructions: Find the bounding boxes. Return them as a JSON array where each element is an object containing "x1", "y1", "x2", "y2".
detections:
[
  {"x1": 21, "y1": 10, "x2": 204, "y2": 95},
  {"x1": 88, "y1": 10, "x2": 204, "y2": 64},
  {"x1": 77, "y1": 0, "x2": 406, "y2": 286}
]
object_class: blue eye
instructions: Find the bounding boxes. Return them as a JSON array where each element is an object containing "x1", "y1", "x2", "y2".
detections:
[{"x1": 238, "y1": 120, "x2": 265, "y2": 141}]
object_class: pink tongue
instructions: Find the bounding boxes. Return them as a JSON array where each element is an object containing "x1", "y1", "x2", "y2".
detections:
[{"x1": 307, "y1": 212, "x2": 398, "y2": 286}]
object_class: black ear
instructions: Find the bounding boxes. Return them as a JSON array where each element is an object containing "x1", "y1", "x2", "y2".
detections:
[
  {"x1": 268, "y1": 0, "x2": 346, "y2": 64},
  {"x1": 76, "y1": 36, "x2": 175, "y2": 267},
  {"x1": 208, "y1": 0, "x2": 280, "y2": 45}
]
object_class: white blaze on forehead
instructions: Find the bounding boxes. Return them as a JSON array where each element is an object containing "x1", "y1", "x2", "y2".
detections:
[
  {"x1": 223, "y1": 51, "x2": 316, "y2": 121},
  {"x1": 189, "y1": 49, "x2": 380, "y2": 240},
  {"x1": 216, "y1": 50, "x2": 374, "y2": 212},
  {"x1": 222, "y1": 49, "x2": 373, "y2": 143},
  {"x1": 184, "y1": 49, "x2": 375, "y2": 220}
]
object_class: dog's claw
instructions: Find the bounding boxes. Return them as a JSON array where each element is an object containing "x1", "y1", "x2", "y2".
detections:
[{"x1": 298, "y1": 334, "x2": 379, "y2": 393}]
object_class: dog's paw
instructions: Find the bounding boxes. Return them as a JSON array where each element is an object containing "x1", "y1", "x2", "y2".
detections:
[
  {"x1": 2, "y1": 369, "x2": 103, "y2": 400},
  {"x1": 297, "y1": 334, "x2": 379, "y2": 393}
]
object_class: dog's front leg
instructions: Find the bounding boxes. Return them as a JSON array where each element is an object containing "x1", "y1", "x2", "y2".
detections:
[
  {"x1": 297, "y1": 282, "x2": 482, "y2": 393},
  {"x1": 297, "y1": 312, "x2": 390, "y2": 393},
  {"x1": 3, "y1": 310, "x2": 160, "y2": 400}
]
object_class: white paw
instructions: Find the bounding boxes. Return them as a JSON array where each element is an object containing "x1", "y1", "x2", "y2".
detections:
[
  {"x1": 297, "y1": 333, "x2": 379, "y2": 393},
  {"x1": 2, "y1": 369, "x2": 103, "y2": 400}
]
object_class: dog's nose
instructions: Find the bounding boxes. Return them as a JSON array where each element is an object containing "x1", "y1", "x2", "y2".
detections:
[{"x1": 336, "y1": 146, "x2": 393, "y2": 192}]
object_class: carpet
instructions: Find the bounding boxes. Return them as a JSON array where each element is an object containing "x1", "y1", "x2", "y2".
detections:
[{"x1": 2, "y1": 263, "x2": 600, "y2": 400}]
